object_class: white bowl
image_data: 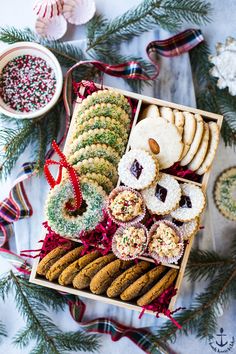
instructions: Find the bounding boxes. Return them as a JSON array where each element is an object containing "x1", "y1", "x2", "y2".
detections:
[{"x1": 0, "y1": 42, "x2": 63, "y2": 119}]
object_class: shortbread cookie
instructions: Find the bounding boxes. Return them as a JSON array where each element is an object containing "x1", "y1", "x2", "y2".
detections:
[
  {"x1": 137, "y1": 268, "x2": 178, "y2": 306},
  {"x1": 173, "y1": 110, "x2": 184, "y2": 136},
  {"x1": 37, "y1": 244, "x2": 71, "y2": 276},
  {"x1": 118, "y1": 149, "x2": 159, "y2": 190},
  {"x1": 78, "y1": 89, "x2": 132, "y2": 116},
  {"x1": 188, "y1": 122, "x2": 210, "y2": 171},
  {"x1": 46, "y1": 246, "x2": 84, "y2": 281},
  {"x1": 68, "y1": 144, "x2": 120, "y2": 166},
  {"x1": 141, "y1": 173, "x2": 181, "y2": 215},
  {"x1": 45, "y1": 178, "x2": 106, "y2": 237},
  {"x1": 73, "y1": 116, "x2": 128, "y2": 139},
  {"x1": 82, "y1": 173, "x2": 114, "y2": 194},
  {"x1": 214, "y1": 167, "x2": 236, "y2": 221},
  {"x1": 196, "y1": 122, "x2": 220, "y2": 175},
  {"x1": 160, "y1": 106, "x2": 175, "y2": 123},
  {"x1": 90, "y1": 259, "x2": 133, "y2": 294},
  {"x1": 73, "y1": 253, "x2": 116, "y2": 289},
  {"x1": 180, "y1": 114, "x2": 204, "y2": 166},
  {"x1": 171, "y1": 183, "x2": 206, "y2": 222},
  {"x1": 76, "y1": 103, "x2": 130, "y2": 129},
  {"x1": 107, "y1": 261, "x2": 150, "y2": 298},
  {"x1": 166, "y1": 216, "x2": 199, "y2": 240},
  {"x1": 129, "y1": 117, "x2": 183, "y2": 169},
  {"x1": 181, "y1": 112, "x2": 196, "y2": 159},
  {"x1": 58, "y1": 250, "x2": 101, "y2": 285},
  {"x1": 140, "y1": 104, "x2": 160, "y2": 119},
  {"x1": 69, "y1": 129, "x2": 125, "y2": 156},
  {"x1": 120, "y1": 265, "x2": 166, "y2": 301}
]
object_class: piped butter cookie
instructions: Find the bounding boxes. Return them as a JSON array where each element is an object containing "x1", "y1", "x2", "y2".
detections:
[
  {"x1": 181, "y1": 112, "x2": 196, "y2": 159},
  {"x1": 171, "y1": 183, "x2": 206, "y2": 222},
  {"x1": 188, "y1": 122, "x2": 210, "y2": 171},
  {"x1": 140, "y1": 104, "x2": 160, "y2": 119},
  {"x1": 160, "y1": 106, "x2": 175, "y2": 123},
  {"x1": 118, "y1": 149, "x2": 159, "y2": 190},
  {"x1": 141, "y1": 173, "x2": 181, "y2": 215}
]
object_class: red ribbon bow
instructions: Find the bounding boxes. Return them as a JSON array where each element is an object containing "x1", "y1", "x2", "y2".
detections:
[{"x1": 44, "y1": 140, "x2": 83, "y2": 211}]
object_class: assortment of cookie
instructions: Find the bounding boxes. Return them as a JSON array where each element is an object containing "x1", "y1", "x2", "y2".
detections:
[
  {"x1": 138, "y1": 103, "x2": 220, "y2": 174},
  {"x1": 36, "y1": 244, "x2": 178, "y2": 306}
]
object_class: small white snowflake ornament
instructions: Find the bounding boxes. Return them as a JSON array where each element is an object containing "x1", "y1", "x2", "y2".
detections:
[{"x1": 209, "y1": 37, "x2": 236, "y2": 96}]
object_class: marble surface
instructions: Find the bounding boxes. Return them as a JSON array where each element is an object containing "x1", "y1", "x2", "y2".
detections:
[{"x1": 0, "y1": 1, "x2": 236, "y2": 354}]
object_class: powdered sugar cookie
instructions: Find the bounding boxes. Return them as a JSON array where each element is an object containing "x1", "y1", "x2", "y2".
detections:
[
  {"x1": 160, "y1": 106, "x2": 175, "y2": 123},
  {"x1": 140, "y1": 104, "x2": 160, "y2": 119},
  {"x1": 129, "y1": 117, "x2": 183, "y2": 169},
  {"x1": 171, "y1": 183, "x2": 206, "y2": 222},
  {"x1": 196, "y1": 122, "x2": 220, "y2": 175},
  {"x1": 181, "y1": 112, "x2": 196, "y2": 159},
  {"x1": 118, "y1": 149, "x2": 159, "y2": 190},
  {"x1": 180, "y1": 114, "x2": 204, "y2": 166},
  {"x1": 188, "y1": 122, "x2": 210, "y2": 171},
  {"x1": 141, "y1": 173, "x2": 181, "y2": 215},
  {"x1": 68, "y1": 144, "x2": 120, "y2": 166}
]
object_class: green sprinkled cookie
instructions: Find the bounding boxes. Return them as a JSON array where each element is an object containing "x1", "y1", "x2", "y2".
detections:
[
  {"x1": 78, "y1": 89, "x2": 132, "y2": 116},
  {"x1": 73, "y1": 116, "x2": 128, "y2": 139},
  {"x1": 68, "y1": 144, "x2": 120, "y2": 166},
  {"x1": 82, "y1": 173, "x2": 114, "y2": 194},
  {"x1": 69, "y1": 129, "x2": 126, "y2": 155},
  {"x1": 45, "y1": 178, "x2": 106, "y2": 238}
]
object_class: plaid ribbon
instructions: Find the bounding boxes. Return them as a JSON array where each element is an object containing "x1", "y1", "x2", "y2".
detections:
[
  {"x1": 0, "y1": 163, "x2": 36, "y2": 247},
  {"x1": 0, "y1": 248, "x2": 169, "y2": 354}
]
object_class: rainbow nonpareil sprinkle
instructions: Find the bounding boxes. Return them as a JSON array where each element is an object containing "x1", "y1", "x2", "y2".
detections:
[{"x1": 0, "y1": 55, "x2": 56, "y2": 112}]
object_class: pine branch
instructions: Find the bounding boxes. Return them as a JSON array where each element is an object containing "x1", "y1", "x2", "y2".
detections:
[
  {"x1": 87, "y1": 0, "x2": 211, "y2": 51},
  {"x1": 0, "y1": 321, "x2": 7, "y2": 343}
]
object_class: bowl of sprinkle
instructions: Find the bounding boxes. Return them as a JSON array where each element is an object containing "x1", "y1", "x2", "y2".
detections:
[{"x1": 0, "y1": 42, "x2": 63, "y2": 119}]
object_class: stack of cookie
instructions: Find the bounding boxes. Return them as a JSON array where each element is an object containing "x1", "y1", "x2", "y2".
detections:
[
  {"x1": 45, "y1": 89, "x2": 132, "y2": 238},
  {"x1": 135, "y1": 103, "x2": 220, "y2": 174},
  {"x1": 36, "y1": 244, "x2": 178, "y2": 307}
]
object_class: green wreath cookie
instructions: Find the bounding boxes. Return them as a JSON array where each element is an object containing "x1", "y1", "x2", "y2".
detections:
[
  {"x1": 214, "y1": 167, "x2": 236, "y2": 221},
  {"x1": 69, "y1": 129, "x2": 126, "y2": 156},
  {"x1": 83, "y1": 173, "x2": 114, "y2": 193},
  {"x1": 73, "y1": 116, "x2": 128, "y2": 139},
  {"x1": 76, "y1": 103, "x2": 130, "y2": 129},
  {"x1": 78, "y1": 89, "x2": 132, "y2": 116},
  {"x1": 45, "y1": 178, "x2": 106, "y2": 238},
  {"x1": 68, "y1": 144, "x2": 120, "y2": 166}
]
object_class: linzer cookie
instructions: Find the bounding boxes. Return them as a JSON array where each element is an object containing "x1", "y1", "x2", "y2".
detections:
[
  {"x1": 118, "y1": 149, "x2": 159, "y2": 190},
  {"x1": 141, "y1": 173, "x2": 181, "y2": 215},
  {"x1": 37, "y1": 244, "x2": 71, "y2": 276},
  {"x1": 137, "y1": 268, "x2": 178, "y2": 306},
  {"x1": 171, "y1": 183, "x2": 206, "y2": 222},
  {"x1": 107, "y1": 261, "x2": 150, "y2": 298},
  {"x1": 112, "y1": 224, "x2": 148, "y2": 260},
  {"x1": 107, "y1": 187, "x2": 145, "y2": 225}
]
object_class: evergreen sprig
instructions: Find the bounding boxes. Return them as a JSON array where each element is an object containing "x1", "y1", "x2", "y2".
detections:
[
  {"x1": 155, "y1": 237, "x2": 236, "y2": 342},
  {"x1": 0, "y1": 321, "x2": 7, "y2": 343},
  {"x1": 0, "y1": 271, "x2": 100, "y2": 353}
]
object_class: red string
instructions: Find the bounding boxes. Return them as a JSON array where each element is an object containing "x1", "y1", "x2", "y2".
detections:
[{"x1": 44, "y1": 141, "x2": 83, "y2": 212}]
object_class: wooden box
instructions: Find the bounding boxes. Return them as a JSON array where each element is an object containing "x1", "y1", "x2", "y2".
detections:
[{"x1": 30, "y1": 85, "x2": 223, "y2": 316}]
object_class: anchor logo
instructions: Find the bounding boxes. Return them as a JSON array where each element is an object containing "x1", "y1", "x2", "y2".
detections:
[{"x1": 209, "y1": 328, "x2": 235, "y2": 353}]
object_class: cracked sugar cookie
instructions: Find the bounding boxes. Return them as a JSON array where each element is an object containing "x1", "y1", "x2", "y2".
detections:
[{"x1": 129, "y1": 117, "x2": 183, "y2": 169}]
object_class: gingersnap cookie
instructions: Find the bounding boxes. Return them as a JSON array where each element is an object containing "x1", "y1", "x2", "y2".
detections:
[
  {"x1": 188, "y1": 122, "x2": 210, "y2": 171},
  {"x1": 73, "y1": 116, "x2": 128, "y2": 139},
  {"x1": 68, "y1": 144, "x2": 120, "y2": 166},
  {"x1": 90, "y1": 259, "x2": 133, "y2": 294},
  {"x1": 76, "y1": 103, "x2": 130, "y2": 129},
  {"x1": 45, "y1": 246, "x2": 84, "y2": 281},
  {"x1": 214, "y1": 167, "x2": 236, "y2": 221},
  {"x1": 137, "y1": 268, "x2": 178, "y2": 306},
  {"x1": 180, "y1": 114, "x2": 204, "y2": 166},
  {"x1": 196, "y1": 122, "x2": 220, "y2": 175},
  {"x1": 118, "y1": 149, "x2": 159, "y2": 190},
  {"x1": 37, "y1": 244, "x2": 71, "y2": 276},
  {"x1": 78, "y1": 89, "x2": 132, "y2": 116},
  {"x1": 140, "y1": 104, "x2": 160, "y2": 119},
  {"x1": 129, "y1": 117, "x2": 183, "y2": 169},
  {"x1": 181, "y1": 112, "x2": 196, "y2": 159},
  {"x1": 160, "y1": 106, "x2": 175, "y2": 123},
  {"x1": 107, "y1": 261, "x2": 150, "y2": 298},
  {"x1": 141, "y1": 173, "x2": 181, "y2": 215},
  {"x1": 69, "y1": 129, "x2": 125, "y2": 156},
  {"x1": 120, "y1": 265, "x2": 166, "y2": 301},
  {"x1": 58, "y1": 250, "x2": 101, "y2": 286},
  {"x1": 73, "y1": 253, "x2": 116, "y2": 289},
  {"x1": 171, "y1": 183, "x2": 206, "y2": 222},
  {"x1": 45, "y1": 178, "x2": 106, "y2": 238}
]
